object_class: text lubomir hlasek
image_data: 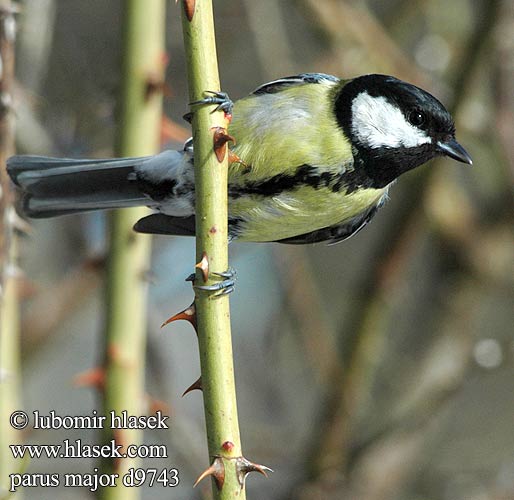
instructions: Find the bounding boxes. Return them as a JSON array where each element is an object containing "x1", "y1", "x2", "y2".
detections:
[{"x1": 31, "y1": 410, "x2": 169, "y2": 430}]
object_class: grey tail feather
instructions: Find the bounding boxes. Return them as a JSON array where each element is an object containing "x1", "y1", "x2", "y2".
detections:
[{"x1": 7, "y1": 155, "x2": 153, "y2": 218}]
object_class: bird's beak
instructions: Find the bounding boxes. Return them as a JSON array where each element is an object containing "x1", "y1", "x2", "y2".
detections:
[{"x1": 437, "y1": 138, "x2": 473, "y2": 165}]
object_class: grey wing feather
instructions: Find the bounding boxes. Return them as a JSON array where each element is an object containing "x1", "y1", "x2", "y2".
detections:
[
  {"x1": 251, "y1": 73, "x2": 340, "y2": 95},
  {"x1": 133, "y1": 214, "x2": 196, "y2": 236}
]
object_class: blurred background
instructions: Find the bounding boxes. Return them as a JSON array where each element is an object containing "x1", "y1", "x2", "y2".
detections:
[{"x1": 5, "y1": 0, "x2": 514, "y2": 498}]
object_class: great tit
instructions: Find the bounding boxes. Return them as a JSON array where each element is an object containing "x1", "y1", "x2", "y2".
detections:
[{"x1": 7, "y1": 73, "x2": 472, "y2": 244}]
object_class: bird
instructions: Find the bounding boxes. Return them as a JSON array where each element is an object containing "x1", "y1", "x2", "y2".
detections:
[{"x1": 7, "y1": 73, "x2": 472, "y2": 245}]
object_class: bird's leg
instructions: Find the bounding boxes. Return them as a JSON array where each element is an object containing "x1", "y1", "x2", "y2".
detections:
[
  {"x1": 189, "y1": 90, "x2": 234, "y2": 118},
  {"x1": 194, "y1": 267, "x2": 237, "y2": 296},
  {"x1": 186, "y1": 266, "x2": 237, "y2": 296}
]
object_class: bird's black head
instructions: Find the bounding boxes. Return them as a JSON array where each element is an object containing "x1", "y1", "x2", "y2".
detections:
[{"x1": 334, "y1": 74, "x2": 472, "y2": 188}]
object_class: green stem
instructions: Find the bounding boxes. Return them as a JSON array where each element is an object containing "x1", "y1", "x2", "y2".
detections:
[
  {"x1": 100, "y1": 1, "x2": 165, "y2": 498},
  {"x1": 181, "y1": 1, "x2": 245, "y2": 498}
]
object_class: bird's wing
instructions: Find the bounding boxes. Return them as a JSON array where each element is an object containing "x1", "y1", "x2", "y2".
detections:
[
  {"x1": 274, "y1": 201, "x2": 383, "y2": 245},
  {"x1": 134, "y1": 214, "x2": 244, "y2": 241},
  {"x1": 133, "y1": 214, "x2": 196, "y2": 236},
  {"x1": 251, "y1": 73, "x2": 340, "y2": 95}
]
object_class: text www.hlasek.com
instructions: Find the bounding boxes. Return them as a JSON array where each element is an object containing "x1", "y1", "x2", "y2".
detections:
[{"x1": 10, "y1": 439, "x2": 167, "y2": 460}]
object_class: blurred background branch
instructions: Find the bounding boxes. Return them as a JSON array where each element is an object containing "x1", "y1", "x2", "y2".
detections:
[
  {"x1": 0, "y1": 1, "x2": 21, "y2": 497},
  {"x1": 99, "y1": 1, "x2": 165, "y2": 498}
]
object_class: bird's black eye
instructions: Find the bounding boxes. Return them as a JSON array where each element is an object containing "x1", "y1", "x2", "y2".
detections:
[{"x1": 408, "y1": 110, "x2": 426, "y2": 127}]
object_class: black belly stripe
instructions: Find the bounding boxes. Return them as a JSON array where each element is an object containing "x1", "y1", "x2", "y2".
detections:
[
  {"x1": 228, "y1": 163, "x2": 374, "y2": 198},
  {"x1": 136, "y1": 162, "x2": 376, "y2": 203}
]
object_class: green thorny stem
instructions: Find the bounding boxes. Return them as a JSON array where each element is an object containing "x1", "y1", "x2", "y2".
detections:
[
  {"x1": 100, "y1": 1, "x2": 165, "y2": 499},
  {"x1": 180, "y1": 0, "x2": 256, "y2": 498}
]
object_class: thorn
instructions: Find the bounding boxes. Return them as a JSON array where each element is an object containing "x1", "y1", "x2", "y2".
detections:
[
  {"x1": 73, "y1": 367, "x2": 105, "y2": 392},
  {"x1": 195, "y1": 252, "x2": 209, "y2": 283},
  {"x1": 182, "y1": 376, "x2": 202, "y2": 397},
  {"x1": 236, "y1": 456, "x2": 273, "y2": 487},
  {"x1": 182, "y1": 0, "x2": 196, "y2": 21},
  {"x1": 194, "y1": 456, "x2": 225, "y2": 490},
  {"x1": 228, "y1": 150, "x2": 251, "y2": 173},
  {"x1": 212, "y1": 126, "x2": 235, "y2": 163},
  {"x1": 161, "y1": 302, "x2": 196, "y2": 329},
  {"x1": 221, "y1": 441, "x2": 235, "y2": 453}
]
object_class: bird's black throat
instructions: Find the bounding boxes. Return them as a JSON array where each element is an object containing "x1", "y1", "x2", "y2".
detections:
[{"x1": 351, "y1": 143, "x2": 439, "y2": 188}]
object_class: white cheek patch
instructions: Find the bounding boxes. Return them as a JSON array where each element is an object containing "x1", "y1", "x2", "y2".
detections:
[{"x1": 351, "y1": 91, "x2": 432, "y2": 149}]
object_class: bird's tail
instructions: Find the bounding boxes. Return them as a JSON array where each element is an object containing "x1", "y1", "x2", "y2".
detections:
[{"x1": 7, "y1": 154, "x2": 155, "y2": 218}]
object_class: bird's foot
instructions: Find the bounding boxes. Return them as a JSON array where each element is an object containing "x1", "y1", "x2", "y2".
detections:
[
  {"x1": 190, "y1": 91, "x2": 234, "y2": 117},
  {"x1": 193, "y1": 267, "x2": 237, "y2": 297}
]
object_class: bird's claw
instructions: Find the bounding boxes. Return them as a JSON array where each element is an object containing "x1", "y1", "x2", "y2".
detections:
[
  {"x1": 195, "y1": 280, "x2": 235, "y2": 296},
  {"x1": 212, "y1": 267, "x2": 236, "y2": 279},
  {"x1": 194, "y1": 267, "x2": 237, "y2": 297},
  {"x1": 190, "y1": 91, "x2": 234, "y2": 116}
]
